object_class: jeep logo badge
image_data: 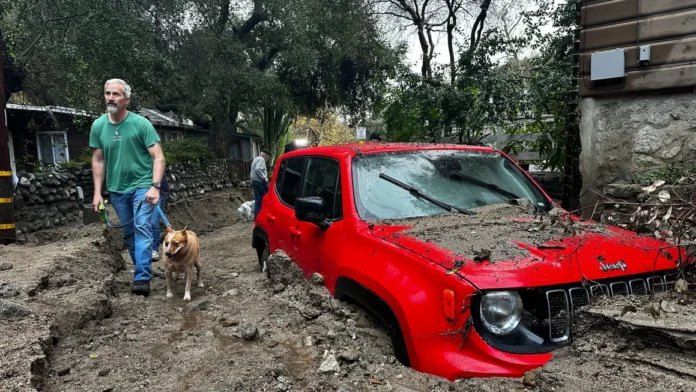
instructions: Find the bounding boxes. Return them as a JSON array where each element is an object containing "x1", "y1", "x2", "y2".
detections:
[{"x1": 600, "y1": 260, "x2": 627, "y2": 272}]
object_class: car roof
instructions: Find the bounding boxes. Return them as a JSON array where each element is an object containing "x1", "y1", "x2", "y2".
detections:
[{"x1": 280, "y1": 142, "x2": 498, "y2": 159}]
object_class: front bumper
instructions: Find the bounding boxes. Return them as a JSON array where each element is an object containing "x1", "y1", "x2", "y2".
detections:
[
  {"x1": 408, "y1": 329, "x2": 551, "y2": 380},
  {"x1": 407, "y1": 269, "x2": 680, "y2": 380}
]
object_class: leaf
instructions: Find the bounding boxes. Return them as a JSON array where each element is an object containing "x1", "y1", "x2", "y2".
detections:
[
  {"x1": 620, "y1": 305, "x2": 637, "y2": 317},
  {"x1": 89, "y1": 353, "x2": 98, "y2": 359},
  {"x1": 662, "y1": 207, "x2": 672, "y2": 221},
  {"x1": 658, "y1": 190, "x2": 671, "y2": 203},
  {"x1": 642, "y1": 180, "x2": 665, "y2": 194},
  {"x1": 675, "y1": 279, "x2": 689, "y2": 293},
  {"x1": 660, "y1": 300, "x2": 676, "y2": 313}
]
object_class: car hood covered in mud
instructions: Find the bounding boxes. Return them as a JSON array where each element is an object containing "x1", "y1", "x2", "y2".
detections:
[{"x1": 367, "y1": 204, "x2": 684, "y2": 289}]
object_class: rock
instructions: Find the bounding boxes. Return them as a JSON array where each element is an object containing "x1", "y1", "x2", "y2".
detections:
[
  {"x1": 522, "y1": 368, "x2": 542, "y2": 387},
  {"x1": 0, "y1": 283, "x2": 20, "y2": 298},
  {"x1": 273, "y1": 284, "x2": 285, "y2": 293},
  {"x1": 29, "y1": 184, "x2": 36, "y2": 193},
  {"x1": 98, "y1": 369, "x2": 111, "y2": 377},
  {"x1": 231, "y1": 272, "x2": 239, "y2": 278},
  {"x1": 126, "y1": 334, "x2": 138, "y2": 341},
  {"x1": 310, "y1": 273, "x2": 324, "y2": 286},
  {"x1": 338, "y1": 349, "x2": 360, "y2": 363},
  {"x1": 303, "y1": 336, "x2": 313, "y2": 347},
  {"x1": 356, "y1": 313, "x2": 372, "y2": 328},
  {"x1": 242, "y1": 323, "x2": 258, "y2": 340},
  {"x1": 221, "y1": 319, "x2": 239, "y2": 327},
  {"x1": 191, "y1": 300, "x2": 210, "y2": 311},
  {"x1": 58, "y1": 367, "x2": 71, "y2": 376},
  {"x1": 0, "y1": 299, "x2": 32, "y2": 319},
  {"x1": 318, "y1": 350, "x2": 340, "y2": 374},
  {"x1": 39, "y1": 187, "x2": 50, "y2": 196},
  {"x1": 222, "y1": 289, "x2": 239, "y2": 297},
  {"x1": 19, "y1": 177, "x2": 30, "y2": 187},
  {"x1": 0, "y1": 263, "x2": 13, "y2": 271},
  {"x1": 299, "y1": 306, "x2": 322, "y2": 320}
]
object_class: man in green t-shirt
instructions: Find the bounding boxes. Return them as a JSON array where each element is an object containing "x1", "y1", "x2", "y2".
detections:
[{"x1": 90, "y1": 78, "x2": 166, "y2": 296}]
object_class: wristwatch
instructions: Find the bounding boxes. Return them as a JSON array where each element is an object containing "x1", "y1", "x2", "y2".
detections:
[{"x1": 152, "y1": 182, "x2": 161, "y2": 189}]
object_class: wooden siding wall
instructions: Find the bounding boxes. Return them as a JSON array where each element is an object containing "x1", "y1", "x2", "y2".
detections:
[{"x1": 579, "y1": 0, "x2": 696, "y2": 97}]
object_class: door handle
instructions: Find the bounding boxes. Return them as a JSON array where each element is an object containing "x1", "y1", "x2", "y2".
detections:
[
  {"x1": 290, "y1": 228, "x2": 302, "y2": 238},
  {"x1": 267, "y1": 215, "x2": 276, "y2": 223}
]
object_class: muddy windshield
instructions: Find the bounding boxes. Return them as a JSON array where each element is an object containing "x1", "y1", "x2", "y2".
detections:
[{"x1": 352, "y1": 150, "x2": 551, "y2": 220}]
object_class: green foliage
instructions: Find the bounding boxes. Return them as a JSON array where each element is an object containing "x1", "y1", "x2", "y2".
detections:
[
  {"x1": 162, "y1": 138, "x2": 214, "y2": 165},
  {"x1": 56, "y1": 160, "x2": 87, "y2": 171},
  {"x1": 382, "y1": 30, "x2": 525, "y2": 145},
  {"x1": 631, "y1": 162, "x2": 696, "y2": 185},
  {"x1": 516, "y1": 0, "x2": 578, "y2": 172}
]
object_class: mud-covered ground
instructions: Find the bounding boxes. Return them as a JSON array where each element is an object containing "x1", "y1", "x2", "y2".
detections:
[{"x1": 2, "y1": 190, "x2": 696, "y2": 391}]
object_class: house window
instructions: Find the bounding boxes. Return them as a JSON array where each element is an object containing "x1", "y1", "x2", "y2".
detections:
[
  {"x1": 160, "y1": 131, "x2": 184, "y2": 142},
  {"x1": 36, "y1": 132, "x2": 69, "y2": 166}
]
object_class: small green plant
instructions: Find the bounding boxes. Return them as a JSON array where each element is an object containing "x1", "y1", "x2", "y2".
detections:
[
  {"x1": 631, "y1": 162, "x2": 696, "y2": 185},
  {"x1": 56, "y1": 160, "x2": 87, "y2": 170},
  {"x1": 162, "y1": 138, "x2": 214, "y2": 165}
]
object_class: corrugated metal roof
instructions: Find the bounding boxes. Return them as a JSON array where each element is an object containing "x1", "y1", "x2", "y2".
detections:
[{"x1": 6, "y1": 103, "x2": 94, "y2": 117}]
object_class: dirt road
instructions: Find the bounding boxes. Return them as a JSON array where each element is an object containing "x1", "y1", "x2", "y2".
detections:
[{"x1": 2, "y1": 190, "x2": 696, "y2": 391}]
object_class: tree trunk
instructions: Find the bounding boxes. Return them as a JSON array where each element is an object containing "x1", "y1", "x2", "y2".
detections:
[
  {"x1": 417, "y1": 24, "x2": 431, "y2": 78},
  {"x1": 212, "y1": 109, "x2": 238, "y2": 158}
]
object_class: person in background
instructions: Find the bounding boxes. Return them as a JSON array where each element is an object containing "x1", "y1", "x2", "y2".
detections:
[
  {"x1": 150, "y1": 173, "x2": 170, "y2": 261},
  {"x1": 250, "y1": 148, "x2": 272, "y2": 219}
]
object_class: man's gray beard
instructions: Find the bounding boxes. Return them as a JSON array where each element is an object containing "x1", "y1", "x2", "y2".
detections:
[{"x1": 106, "y1": 104, "x2": 118, "y2": 114}]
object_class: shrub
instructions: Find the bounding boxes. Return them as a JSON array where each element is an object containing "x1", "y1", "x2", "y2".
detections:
[{"x1": 162, "y1": 138, "x2": 214, "y2": 165}]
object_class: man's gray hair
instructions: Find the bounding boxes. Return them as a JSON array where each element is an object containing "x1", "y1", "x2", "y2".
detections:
[{"x1": 105, "y1": 78, "x2": 132, "y2": 98}]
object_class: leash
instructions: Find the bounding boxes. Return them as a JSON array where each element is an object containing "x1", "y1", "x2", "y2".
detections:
[
  {"x1": 156, "y1": 203, "x2": 172, "y2": 229},
  {"x1": 102, "y1": 200, "x2": 171, "y2": 229}
]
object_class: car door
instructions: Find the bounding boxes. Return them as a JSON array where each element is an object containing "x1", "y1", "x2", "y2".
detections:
[
  {"x1": 265, "y1": 156, "x2": 306, "y2": 261},
  {"x1": 290, "y1": 157, "x2": 344, "y2": 283}
]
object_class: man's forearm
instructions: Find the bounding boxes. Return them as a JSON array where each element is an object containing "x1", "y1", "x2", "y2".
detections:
[
  {"x1": 92, "y1": 160, "x2": 105, "y2": 195},
  {"x1": 152, "y1": 156, "x2": 165, "y2": 184}
]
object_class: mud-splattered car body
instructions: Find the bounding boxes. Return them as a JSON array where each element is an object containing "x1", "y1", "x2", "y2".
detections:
[{"x1": 251, "y1": 143, "x2": 685, "y2": 380}]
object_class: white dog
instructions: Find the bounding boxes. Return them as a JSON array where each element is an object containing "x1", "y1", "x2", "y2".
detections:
[{"x1": 237, "y1": 200, "x2": 255, "y2": 221}]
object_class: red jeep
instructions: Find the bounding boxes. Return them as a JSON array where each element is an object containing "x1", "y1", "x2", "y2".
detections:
[{"x1": 251, "y1": 143, "x2": 683, "y2": 380}]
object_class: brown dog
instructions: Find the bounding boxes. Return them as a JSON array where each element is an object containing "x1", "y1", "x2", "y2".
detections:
[{"x1": 163, "y1": 226, "x2": 202, "y2": 301}]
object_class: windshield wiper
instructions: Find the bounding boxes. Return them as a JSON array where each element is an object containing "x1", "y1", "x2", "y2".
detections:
[
  {"x1": 449, "y1": 172, "x2": 521, "y2": 201},
  {"x1": 378, "y1": 173, "x2": 475, "y2": 215}
]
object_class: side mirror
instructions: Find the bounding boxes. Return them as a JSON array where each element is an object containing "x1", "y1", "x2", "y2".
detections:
[{"x1": 295, "y1": 197, "x2": 331, "y2": 230}]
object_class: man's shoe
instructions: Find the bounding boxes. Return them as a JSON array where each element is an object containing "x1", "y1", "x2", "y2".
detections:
[
  {"x1": 151, "y1": 250, "x2": 160, "y2": 262},
  {"x1": 130, "y1": 280, "x2": 150, "y2": 296}
]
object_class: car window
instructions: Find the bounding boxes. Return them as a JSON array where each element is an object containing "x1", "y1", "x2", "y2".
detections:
[
  {"x1": 278, "y1": 157, "x2": 305, "y2": 207},
  {"x1": 302, "y1": 158, "x2": 342, "y2": 219},
  {"x1": 352, "y1": 150, "x2": 550, "y2": 220}
]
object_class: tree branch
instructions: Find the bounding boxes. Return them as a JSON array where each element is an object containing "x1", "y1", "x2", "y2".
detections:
[
  {"x1": 18, "y1": 13, "x2": 87, "y2": 59},
  {"x1": 469, "y1": 0, "x2": 492, "y2": 54},
  {"x1": 233, "y1": 0, "x2": 266, "y2": 38},
  {"x1": 256, "y1": 47, "x2": 280, "y2": 71},
  {"x1": 215, "y1": 0, "x2": 231, "y2": 37}
]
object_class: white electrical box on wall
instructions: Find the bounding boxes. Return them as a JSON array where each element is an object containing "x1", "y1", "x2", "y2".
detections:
[{"x1": 590, "y1": 49, "x2": 625, "y2": 81}]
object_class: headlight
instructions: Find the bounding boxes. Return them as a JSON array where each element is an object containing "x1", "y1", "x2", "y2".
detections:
[{"x1": 480, "y1": 291, "x2": 522, "y2": 335}]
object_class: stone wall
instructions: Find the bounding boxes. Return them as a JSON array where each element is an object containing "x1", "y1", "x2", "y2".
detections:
[
  {"x1": 579, "y1": 92, "x2": 696, "y2": 208},
  {"x1": 13, "y1": 171, "x2": 85, "y2": 234},
  {"x1": 13, "y1": 159, "x2": 243, "y2": 235}
]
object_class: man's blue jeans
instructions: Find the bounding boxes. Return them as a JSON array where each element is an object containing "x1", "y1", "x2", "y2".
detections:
[
  {"x1": 110, "y1": 188, "x2": 156, "y2": 282},
  {"x1": 251, "y1": 180, "x2": 269, "y2": 218},
  {"x1": 151, "y1": 200, "x2": 168, "y2": 253}
]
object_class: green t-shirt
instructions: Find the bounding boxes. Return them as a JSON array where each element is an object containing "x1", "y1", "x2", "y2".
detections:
[{"x1": 89, "y1": 112, "x2": 160, "y2": 193}]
